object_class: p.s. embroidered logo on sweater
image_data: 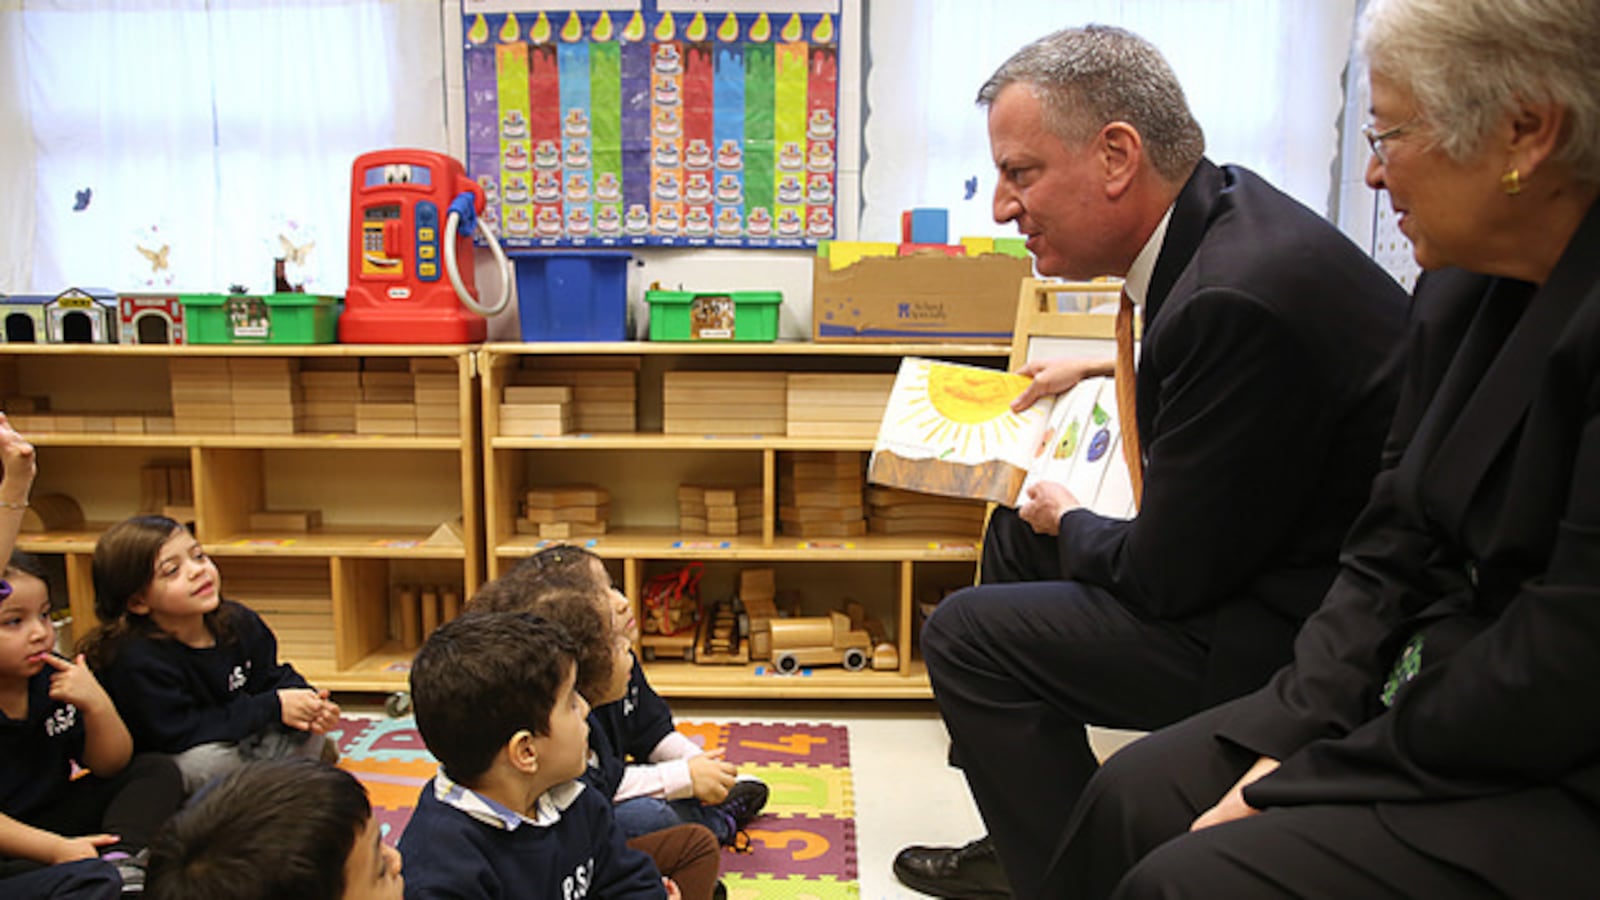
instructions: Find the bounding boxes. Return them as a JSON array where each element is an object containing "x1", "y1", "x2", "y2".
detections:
[
  {"x1": 44, "y1": 704, "x2": 77, "y2": 737},
  {"x1": 227, "y1": 661, "x2": 252, "y2": 692}
]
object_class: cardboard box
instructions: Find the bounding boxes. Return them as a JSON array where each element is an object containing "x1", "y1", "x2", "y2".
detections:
[{"x1": 812, "y1": 253, "x2": 1031, "y2": 343}]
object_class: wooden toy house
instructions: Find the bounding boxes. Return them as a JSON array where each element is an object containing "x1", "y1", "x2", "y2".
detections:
[
  {"x1": 119, "y1": 293, "x2": 186, "y2": 344},
  {"x1": 47, "y1": 288, "x2": 119, "y2": 343},
  {"x1": 0, "y1": 295, "x2": 50, "y2": 343}
]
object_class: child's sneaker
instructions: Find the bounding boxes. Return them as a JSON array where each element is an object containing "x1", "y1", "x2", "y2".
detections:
[
  {"x1": 716, "y1": 777, "x2": 769, "y2": 832},
  {"x1": 112, "y1": 848, "x2": 148, "y2": 894}
]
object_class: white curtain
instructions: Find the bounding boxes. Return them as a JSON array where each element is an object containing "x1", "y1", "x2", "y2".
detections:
[
  {"x1": 862, "y1": 0, "x2": 1359, "y2": 244},
  {"x1": 0, "y1": 0, "x2": 447, "y2": 295}
]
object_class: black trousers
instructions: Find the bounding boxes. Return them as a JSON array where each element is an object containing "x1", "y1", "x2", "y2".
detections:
[
  {"x1": 923, "y1": 508, "x2": 1214, "y2": 900},
  {"x1": 0, "y1": 754, "x2": 184, "y2": 880},
  {"x1": 1047, "y1": 700, "x2": 1508, "y2": 899}
]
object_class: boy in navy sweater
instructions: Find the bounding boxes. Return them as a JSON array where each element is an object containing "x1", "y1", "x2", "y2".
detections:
[{"x1": 398, "y1": 611, "x2": 681, "y2": 900}]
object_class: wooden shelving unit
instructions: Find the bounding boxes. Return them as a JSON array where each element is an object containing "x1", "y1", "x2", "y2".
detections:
[
  {"x1": 479, "y1": 341, "x2": 1012, "y2": 700},
  {"x1": 3, "y1": 344, "x2": 480, "y2": 692}
]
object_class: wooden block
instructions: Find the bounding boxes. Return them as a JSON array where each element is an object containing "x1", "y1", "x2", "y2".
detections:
[
  {"x1": 232, "y1": 387, "x2": 302, "y2": 405},
  {"x1": 779, "y1": 488, "x2": 865, "y2": 508},
  {"x1": 173, "y1": 417, "x2": 234, "y2": 433},
  {"x1": 525, "y1": 484, "x2": 609, "y2": 508},
  {"x1": 228, "y1": 358, "x2": 297, "y2": 375},
  {"x1": 420, "y1": 588, "x2": 441, "y2": 637},
  {"x1": 301, "y1": 417, "x2": 357, "y2": 432},
  {"x1": 779, "y1": 504, "x2": 867, "y2": 522},
  {"x1": 232, "y1": 419, "x2": 298, "y2": 435},
  {"x1": 360, "y1": 371, "x2": 414, "y2": 387},
  {"x1": 414, "y1": 403, "x2": 459, "y2": 419},
  {"x1": 411, "y1": 373, "x2": 457, "y2": 390},
  {"x1": 413, "y1": 389, "x2": 459, "y2": 406},
  {"x1": 678, "y1": 515, "x2": 707, "y2": 533},
  {"x1": 409, "y1": 357, "x2": 457, "y2": 373},
  {"x1": 790, "y1": 459, "x2": 864, "y2": 479},
  {"x1": 80, "y1": 415, "x2": 115, "y2": 433},
  {"x1": 19, "y1": 494, "x2": 84, "y2": 532},
  {"x1": 869, "y1": 501, "x2": 987, "y2": 520},
  {"x1": 357, "y1": 403, "x2": 417, "y2": 419},
  {"x1": 442, "y1": 588, "x2": 462, "y2": 621},
  {"x1": 302, "y1": 400, "x2": 359, "y2": 416},
  {"x1": 779, "y1": 519, "x2": 867, "y2": 537},
  {"x1": 1, "y1": 396, "x2": 46, "y2": 413},
  {"x1": 360, "y1": 385, "x2": 415, "y2": 403},
  {"x1": 299, "y1": 371, "x2": 361, "y2": 388},
  {"x1": 504, "y1": 386, "x2": 573, "y2": 404},
  {"x1": 398, "y1": 586, "x2": 421, "y2": 649},
  {"x1": 500, "y1": 419, "x2": 570, "y2": 437},
  {"x1": 170, "y1": 402, "x2": 234, "y2": 419},
  {"x1": 706, "y1": 520, "x2": 739, "y2": 536},
  {"x1": 169, "y1": 358, "x2": 231, "y2": 377},
  {"x1": 143, "y1": 416, "x2": 175, "y2": 434},
  {"x1": 414, "y1": 419, "x2": 462, "y2": 436},
  {"x1": 538, "y1": 520, "x2": 607, "y2": 538},
  {"x1": 705, "y1": 506, "x2": 741, "y2": 523},
  {"x1": 355, "y1": 419, "x2": 415, "y2": 435},
  {"x1": 112, "y1": 415, "x2": 146, "y2": 434},
  {"x1": 362, "y1": 357, "x2": 410, "y2": 372},
  {"x1": 869, "y1": 515, "x2": 985, "y2": 536},
  {"x1": 520, "y1": 504, "x2": 611, "y2": 524},
  {"x1": 232, "y1": 402, "x2": 300, "y2": 420},
  {"x1": 300, "y1": 357, "x2": 360, "y2": 371},
  {"x1": 50, "y1": 415, "x2": 83, "y2": 432},
  {"x1": 247, "y1": 509, "x2": 323, "y2": 532}
]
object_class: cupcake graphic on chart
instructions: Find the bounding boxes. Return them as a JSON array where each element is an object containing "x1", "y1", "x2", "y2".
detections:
[
  {"x1": 807, "y1": 109, "x2": 835, "y2": 141},
  {"x1": 653, "y1": 77, "x2": 680, "y2": 106},
  {"x1": 715, "y1": 174, "x2": 743, "y2": 205},
  {"x1": 563, "y1": 108, "x2": 589, "y2": 137},
  {"x1": 776, "y1": 208, "x2": 803, "y2": 236},
  {"x1": 808, "y1": 142, "x2": 835, "y2": 172},
  {"x1": 715, "y1": 207, "x2": 743, "y2": 237},
  {"x1": 478, "y1": 174, "x2": 500, "y2": 203},
  {"x1": 684, "y1": 139, "x2": 712, "y2": 170},
  {"x1": 654, "y1": 43, "x2": 681, "y2": 74},
  {"x1": 684, "y1": 173, "x2": 712, "y2": 205},
  {"x1": 566, "y1": 207, "x2": 592, "y2": 237},
  {"x1": 747, "y1": 207, "x2": 773, "y2": 237},
  {"x1": 503, "y1": 144, "x2": 529, "y2": 170},
  {"x1": 778, "y1": 141, "x2": 804, "y2": 172},
  {"x1": 653, "y1": 143, "x2": 681, "y2": 169},
  {"x1": 654, "y1": 171, "x2": 681, "y2": 202},
  {"x1": 564, "y1": 139, "x2": 590, "y2": 169},
  {"x1": 684, "y1": 207, "x2": 712, "y2": 237},
  {"x1": 535, "y1": 207, "x2": 563, "y2": 237},
  {"x1": 807, "y1": 173, "x2": 833, "y2": 205},
  {"x1": 596, "y1": 206, "x2": 622, "y2": 236},
  {"x1": 777, "y1": 175, "x2": 803, "y2": 205},
  {"x1": 504, "y1": 206, "x2": 532, "y2": 236},
  {"x1": 624, "y1": 204, "x2": 651, "y2": 235},
  {"x1": 654, "y1": 108, "x2": 680, "y2": 137},
  {"x1": 654, "y1": 206, "x2": 681, "y2": 234},
  {"x1": 532, "y1": 173, "x2": 559, "y2": 203},
  {"x1": 503, "y1": 174, "x2": 530, "y2": 204},
  {"x1": 807, "y1": 207, "x2": 834, "y2": 237},
  {"x1": 502, "y1": 110, "x2": 528, "y2": 138},
  {"x1": 716, "y1": 139, "x2": 743, "y2": 170},
  {"x1": 565, "y1": 173, "x2": 590, "y2": 203},
  {"x1": 533, "y1": 140, "x2": 560, "y2": 169},
  {"x1": 594, "y1": 172, "x2": 620, "y2": 203}
]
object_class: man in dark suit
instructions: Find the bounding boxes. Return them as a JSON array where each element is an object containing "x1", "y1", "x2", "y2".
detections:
[{"x1": 892, "y1": 25, "x2": 1409, "y2": 900}]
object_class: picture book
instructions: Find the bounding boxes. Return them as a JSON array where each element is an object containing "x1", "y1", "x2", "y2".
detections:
[{"x1": 866, "y1": 357, "x2": 1136, "y2": 516}]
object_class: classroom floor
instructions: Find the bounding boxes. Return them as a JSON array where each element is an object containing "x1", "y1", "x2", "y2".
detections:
[{"x1": 341, "y1": 694, "x2": 1139, "y2": 899}]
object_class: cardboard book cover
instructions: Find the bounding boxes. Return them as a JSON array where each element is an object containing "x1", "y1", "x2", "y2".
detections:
[{"x1": 867, "y1": 357, "x2": 1135, "y2": 515}]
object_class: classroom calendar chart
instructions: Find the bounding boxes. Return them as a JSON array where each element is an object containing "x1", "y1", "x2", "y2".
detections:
[{"x1": 462, "y1": 1, "x2": 842, "y2": 249}]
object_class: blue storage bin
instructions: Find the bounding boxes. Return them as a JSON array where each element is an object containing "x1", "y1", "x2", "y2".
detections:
[{"x1": 512, "y1": 250, "x2": 631, "y2": 341}]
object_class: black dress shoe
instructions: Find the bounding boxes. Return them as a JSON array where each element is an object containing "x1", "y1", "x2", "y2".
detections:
[{"x1": 892, "y1": 835, "x2": 1012, "y2": 899}]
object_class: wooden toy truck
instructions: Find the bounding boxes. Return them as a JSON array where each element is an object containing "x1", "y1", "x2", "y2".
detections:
[{"x1": 767, "y1": 603, "x2": 898, "y2": 674}]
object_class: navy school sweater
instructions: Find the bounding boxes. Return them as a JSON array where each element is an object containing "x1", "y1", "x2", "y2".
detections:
[
  {"x1": 100, "y1": 600, "x2": 310, "y2": 754},
  {"x1": 0, "y1": 669, "x2": 86, "y2": 823},
  {"x1": 583, "y1": 656, "x2": 675, "y2": 798}
]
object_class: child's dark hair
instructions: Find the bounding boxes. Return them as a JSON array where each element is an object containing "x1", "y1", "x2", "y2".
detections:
[
  {"x1": 510, "y1": 544, "x2": 604, "y2": 583},
  {"x1": 6, "y1": 550, "x2": 49, "y2": 584},
  {"x1": 410, "y1": 610, "x2": 579, "y2": 784},
  {"x1": 465, "y1": 567, "x2": 615, "y2": 701},
  {"x1": 79, "y1": 515, "x2": 233, "y2": 669},
  {"x1": 145, "y1": 758, "x2": 372, "y2": 900}
]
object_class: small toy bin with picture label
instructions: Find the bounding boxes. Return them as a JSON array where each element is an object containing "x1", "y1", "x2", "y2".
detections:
[
  {"x1": 179, "y1": 293, "x2": 339, "y2": 344},
  {"x1": 645, "y1": 290, "x2": 781, "y2": 342}
]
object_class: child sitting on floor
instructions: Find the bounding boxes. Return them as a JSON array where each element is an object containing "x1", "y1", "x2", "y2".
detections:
[
  {"x1": 464, "y1": 571, "x2": 724, "y2": 899},
  {"x1": 399, "y1": 610, "x2": 720, "y2": 900},
  {"x1": 146, "y1": 758, "x2": 403, "y2": 900},
  {"x1": 0, "y1": 419, "x2": 185, "y2": 898},
  {"x1": 512, "y1": 546, "x2": 769, "y2": 846},
  {"x1": 80, "y1": 515, "x2": 340, "y2": 793}
]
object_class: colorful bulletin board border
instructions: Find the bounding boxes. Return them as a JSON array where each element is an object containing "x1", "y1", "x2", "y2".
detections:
[{"x1": 462, "y1": 1, "x2": 842, "y2": 249}]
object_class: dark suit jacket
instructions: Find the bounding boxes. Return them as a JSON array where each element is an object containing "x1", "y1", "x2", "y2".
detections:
[
  {"x1": 1226, "y1": 199, "x2": 1600, "y2": 896},
  {"x1": 1055, "y1": 159, "x2": 1408, "y2": 701}
]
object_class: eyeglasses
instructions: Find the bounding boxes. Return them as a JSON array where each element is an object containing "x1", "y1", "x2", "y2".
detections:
[{"x1": 1361, "y1": 119, "x2": 1419, "y2": 166}]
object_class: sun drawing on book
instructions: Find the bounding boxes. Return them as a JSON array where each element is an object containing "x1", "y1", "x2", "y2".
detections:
[{"x1": 895, "y1": 362, "x2": 1033, "y2": 457}]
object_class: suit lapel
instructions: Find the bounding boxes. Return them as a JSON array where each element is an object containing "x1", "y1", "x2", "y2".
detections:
[
  {"x1": 1145, "y1": 159, "x2": 1220, "y2": 326},
  {"x1": 1424, "y1": 201, "x2": 1600, "y2": 528}
]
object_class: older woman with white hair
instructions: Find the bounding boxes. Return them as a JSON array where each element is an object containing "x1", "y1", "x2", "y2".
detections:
[{"x1": 1039, "y1": 0, "x2": 1600, "y2": 897}]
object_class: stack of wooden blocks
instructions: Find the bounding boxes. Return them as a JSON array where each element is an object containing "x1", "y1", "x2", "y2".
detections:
[
  {"x1": 169, "y1": 358, "x2": 234, "y2": 434},
  {"x1": 677, "y1": 484, "x2": 762, "y2": 537},
  {"x1": 298, "y1": 359, "x2": 360, "y2": 433},
  {"x1": 356, "y1": 359, "x2": 415, "y2": 436},
  {"x1": 785, "y1": 373, "x2": 895, "y2": 438},
  {"x1": 390, "y1": 583, "x2": 463, "y2": 651},
  {"x1": 663, "y1": 371, "x2": 786, "y2": 436},
  {"x1": 500, "y1": 385, "x2": 572, "y2": 436},
  {"x1": 140, "y1": 461, "x2": 193, "y2": 522},
  {"x1": 867, "y1": 487, "x2": 989, "y2": 537},
  {"x1": 779, "y1": 451, "x2": 867, "y2": 537},
  {"x1": 246, "y1": 508, "x2": 322, "y2": 532},
  {"x1": 513, "y1": 359, "x2": 637, "y2": 432},
  {"x1": 412, "y1": 359, "x2": 460, "y2": 437},
  {"x1": 229, "y1": 358, "x2": 301, "y2": 435},
  {"x1": 740, "y1": 566, "x2": 778, "y2": 662},
  {"x1": 518, "y1": 484, "x2": 610, "y2": 539}
]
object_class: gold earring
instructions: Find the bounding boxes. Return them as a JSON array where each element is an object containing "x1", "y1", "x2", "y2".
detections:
[{"x1": 1501, "y1": 168, "x2": 1521, "y2": 195}]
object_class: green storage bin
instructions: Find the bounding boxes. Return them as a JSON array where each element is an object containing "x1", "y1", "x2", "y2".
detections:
[
  {"x1": 645, "y1": 290, "x2": 781, "y2": 342},
  {"x1": 181, "y1": 293, "x2": 339, "y2": 344}
]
